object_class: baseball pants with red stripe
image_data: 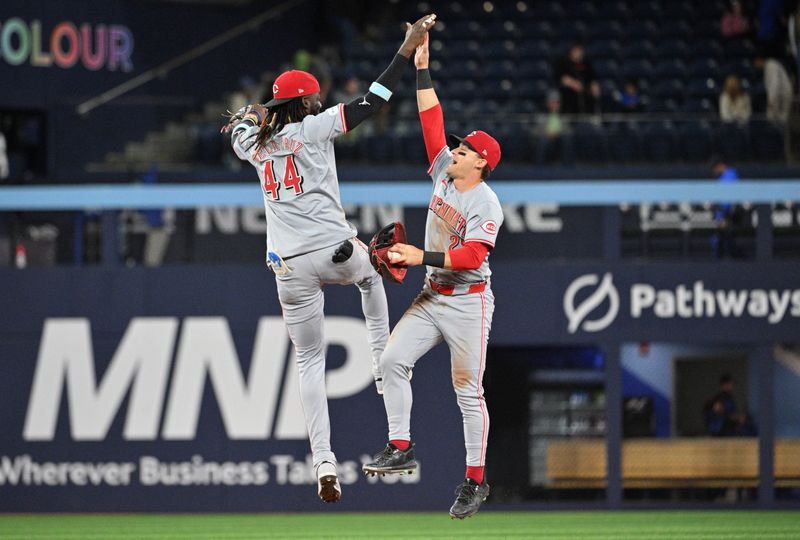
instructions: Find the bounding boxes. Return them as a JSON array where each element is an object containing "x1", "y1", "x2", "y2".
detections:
[{"x1": 380, "y1": 286, "x2": 494, "y2": 466}]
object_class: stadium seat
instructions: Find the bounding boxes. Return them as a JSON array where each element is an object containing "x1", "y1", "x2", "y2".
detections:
[
  {"x1": 586, "y1": 40, "x2": 622, "y2": 60},
  {"x1": 606, "y1": 122, "x2": 643, "y2": 163},
  {"x1": 687, "y1": 58, "x2": 719, "y2": 79},
  {"x1": 678, "y1": 121, "x2": 714, "y2": 162},
  {"x1": 595, "y1": 59, "x2": 620, "y2": 80},
  {"x1": 622, "y1": 41, "x2": 655, "y2": 61},
  {"x1": 714, "y1": 123, "x2": 750, "y2": 161},
  {"x1": 571, "y1": 121, "x2": 608, "y2": 163},
  {"x1": 686, "y1": 78, "x2": 718, "y2": 99},
  {"x1": 518, "y1": 40, "x2": 553, "y2": 61},
  {"x1": 627, "y1": 20, "x2": 659, "y2": 40},
  {"x1": 653, "y1": 41, "x2": 690, "y2": 60},
  {"x1": 653, "y1": 59, "x2": 687, "y2": 79},
  {"x1": 622, "y1": 59, "x2": 654, "y2": 81},
  {"x1": 641, "y1": 121, "x2": 678, "y2": 161},
  {"x1": 694, "y1": 40, "x2": 724, "y2": 60},
  {"x1": 750, "y1": 121, "x2": 785, "y2": 161},
  {"x1": 631, "y1": 2, "x2": 663, "y2": 20},
  {"x1": 517, "y1": 59, "x2": 552, "y2": 80},
  {"x1": 683, "y1": 97, "x2": 715, "y2": 114},
  {"x1": 592, "y1": 21, "x2": 624, "y2": 40}
]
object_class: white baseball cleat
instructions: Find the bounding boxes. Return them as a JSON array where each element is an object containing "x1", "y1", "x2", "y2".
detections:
[{"x1": 316, "y1": 461, "x2": 341, "y2": 503}]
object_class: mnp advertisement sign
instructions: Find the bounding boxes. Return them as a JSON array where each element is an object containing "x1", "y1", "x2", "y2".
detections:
[
  {"x1": 1, "y1": 261, "x2": 798, "y2": 511},
  {"x1": 0, "y1": 266, "x2": 461, "y2": 511}
]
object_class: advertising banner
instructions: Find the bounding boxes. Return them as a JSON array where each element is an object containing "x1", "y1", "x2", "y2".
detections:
[{"x1": 1, "y1": 260, "x2": 798, "y2": 510}]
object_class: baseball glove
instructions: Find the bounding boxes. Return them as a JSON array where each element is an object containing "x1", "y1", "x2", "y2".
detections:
[
  {"x1": 220, "y1": 103, "x2": 267, "y2": 134},
  {"x1": 369, "y1": 221, "x2": 408, "y2": 284}
]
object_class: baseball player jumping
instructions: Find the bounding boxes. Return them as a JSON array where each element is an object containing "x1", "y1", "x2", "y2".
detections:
[
  {"x1": 222, "y1": 14, "x2": 434, "y2": 504},
  {"x1": 362, "y1": 32, "x2": 504, "y2": 519}
]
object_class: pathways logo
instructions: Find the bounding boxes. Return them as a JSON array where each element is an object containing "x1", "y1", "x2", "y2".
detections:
[
  {"x1": 563, "y1": 273, "x2": 620, "y2": 334},
  {"x1": 563, "y1": 273, "x2": 800, "y2": 334}
]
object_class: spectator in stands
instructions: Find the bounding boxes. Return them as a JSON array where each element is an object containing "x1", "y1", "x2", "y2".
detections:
[
  {"x1": 755, "y1": 54, "x2": 794, "y2": 124},
  {"x1": 616, "y1": 79, "x2": 643, "y2": 113},
  {"x1": 554, "y1": 43, "x2": 600, "y2": 114},
  {"x1": 536, "y1": 90, "x2": 573, "y2": 165},
  {"x1": 703, "y1": 374, "x2": 757, "y2": 436},
  {"x1": 719, "y1": 75, "x2": 752, "y2": 124},
  {"x1": 721, "y1": 0, "x2": 752, "y2": 38},
  {"x1": 710, "y1": 156, "x2": 745, "y2": 258},
  {"x1": 0, "y1": 132, "x2": 8, "y2": 181}
]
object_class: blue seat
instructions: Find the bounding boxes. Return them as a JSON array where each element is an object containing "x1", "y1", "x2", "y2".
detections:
[
  {"x1": 513, "y1": 79, "x2": 549, "y2": 101},
  {"x1": 686, "y1": 77, "x2": 718, "y2": 99},
  {"x1": 641, "y1": 121, "x2": 678, "y2": 161},
  {"x1": 651, "y1": 79, "x2": 684, "y2": 99},
  {"x1": 627, "y1": 20, "x2": 659, "y2": 40},
  {"x1": 484, "y1": 79, "x2": 515, "y2": 100},
  {"x1": 484, "y1": 59, "x2": 516, "y2": 79},
  {"x1": 586, "y1": 40, "x2": 622, "y2": 60},
  {"x1": 595, "y1": 59, "x2": 620, "y2": 80},
  {"x1": 697, "y1": 1, "x2": 726, "y2": 18},
  {"x1": 633, "y1": 1, "x2": 663, "y2": 18},
  {"x1": 713, "y1": 123, "x2": 750, "y2": 161},
  {"x1": 654, "y1": 59, "x2": 687, "y2": 79},
  {"x1": 683, "y1": 97, "x2": 715, "y2": 114},
  {"x1": 593, "y1": 21, "x2": 624, "y2": 40},
  {"x1": 622, "y1": 40, "x2": 655, "y2": 60},
  {"x1": 444, "y1": 79, "x2": 479, "y2": 100},
  {"x1": 720, "y1": 59, "x2": 756, "y2": 81},
  {"x1": 485, "y1": 39, "x2": 518, "y2": 59},
  {"x1": 606, "y1": 123, "x2": 643, "y2": 163},
  {"x1": 660, "y1": 20, "x2": 692, "y2": 39},
  {"x1": 694, "y1": 40, "x2": 724, "y2": 59},
  {"x1": 622, "y1": 59, "x2": 654, "y2": 80},
  {"x1": 517, "y1": 38, "x2": 553, "y2": 60},
  {"x1": 653, "y1": 41, "x2": 690, "y2": 60},
  {"x1": 517, "y1": 59, "x2": 552, "y2": 79},
  {"x1": 663, "y1": 2, "x2": 695, "y2": 20},
  {"x1": 648, "y1": 97, "x2": 681, "y2": 113},
  {"x1": 750, "y1": 121, "x2": 785, "y2": 161},
  {"x1": 556, "y1": 20, "x2": 589, "y2": 40},
  {"x1": 520, "y1": 20, "x2": 556, "y2": 40},
  {"x1": 571, "y1": 121, "x2": 608, "y2": 163},
  {"x1": 678, "y1": 121, "x2": 714, "y2": 162},
  {"x1": 724, "y1": 39, "x2": 755, "y2": 60},
  {"x1": 687, "y1": 58, "x2": 719, "y2": 78}
]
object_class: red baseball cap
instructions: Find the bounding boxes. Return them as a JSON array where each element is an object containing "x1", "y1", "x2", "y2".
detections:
[
  {"x1": 447, "y1": 130, "x2": 502, "y2": 171},
  {"x1": 265, "y1": 70, "x2": 321, "y2": 107}
]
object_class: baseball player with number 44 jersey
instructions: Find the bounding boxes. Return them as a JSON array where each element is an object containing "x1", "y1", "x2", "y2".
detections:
[
  {"x1": 363, "y1": 31, "x2": 503, "y2": 520},
  {"x1": 223, "y1": 14, "x2": 435, "y2": 505}
]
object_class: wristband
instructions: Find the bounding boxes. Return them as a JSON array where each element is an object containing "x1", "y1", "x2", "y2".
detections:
[
  {"x1": 422, "y1": 251, "x2": 445, "y2": 267},
  {"x1": 369, "y1": 81, "x2": 393, "y2": 101},
  {"x1": 417, "y1": 69, "x2": 433, "y2": 89}
]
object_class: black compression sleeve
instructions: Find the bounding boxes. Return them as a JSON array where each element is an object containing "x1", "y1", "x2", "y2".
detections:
[
  {"x1": 417, "y1": 69, "x2": 433, "y2": 89},
  {"x1": 343, "y1": 54, "x2": 409, "y2": 130},
  {"x1": 422, "y1": 251, "x2": 446, "y2": 268}
]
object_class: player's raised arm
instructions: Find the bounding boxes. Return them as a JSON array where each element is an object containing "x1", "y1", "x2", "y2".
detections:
[
  {"x1": 414, "y1": 33, "x2": 447, "y2": 168},
  {"x1": 341, "y1": 14, "x2": 436, "y2": 131}
]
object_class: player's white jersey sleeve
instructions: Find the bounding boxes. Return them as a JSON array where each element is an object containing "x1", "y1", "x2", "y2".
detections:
[
  {"x1": 464, "y1": 196, "x2": 504, "y2": 248},
  {"x1": 427, "y1": 146, "x2": 451, "y2": 182},
  {"x1": 301, "y1": 103, "x2": 348, "y2": 143},
  {"x1": 231, "y1": 123, "x2": 261, "y2": 163}
]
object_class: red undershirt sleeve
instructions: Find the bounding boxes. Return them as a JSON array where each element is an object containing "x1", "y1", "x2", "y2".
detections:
[
  {"x1": 447, "y1": 241, "x2": 491, "y2": 271},
  {"x1": 419, "y1": 104, "x2": 447, "y2": 166}
]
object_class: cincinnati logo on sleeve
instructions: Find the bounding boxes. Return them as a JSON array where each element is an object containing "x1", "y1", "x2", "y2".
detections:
[{"x1": 480, "y1": 220, "x2": 498, "y2": 235}]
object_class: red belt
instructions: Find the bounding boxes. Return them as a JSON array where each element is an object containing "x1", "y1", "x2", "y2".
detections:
[{"x1": 429, "y1": 280, "x2": 486, "y2": 296}]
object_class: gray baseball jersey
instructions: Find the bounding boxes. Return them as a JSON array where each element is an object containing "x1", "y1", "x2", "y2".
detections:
[
  {"x1": 232, "y1": 103, "x2": 356, "y2": 258},
  {"x1": 230, "y1": 105, "x2": 390, "y2": 474},
  {"x1": 425, "y1": 146, "x2": 504, "y2": 285}
]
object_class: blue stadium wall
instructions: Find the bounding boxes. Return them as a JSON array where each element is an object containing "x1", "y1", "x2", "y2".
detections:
[{"x1": 1, "y1": 261, "x2": 798, "y2": 511}]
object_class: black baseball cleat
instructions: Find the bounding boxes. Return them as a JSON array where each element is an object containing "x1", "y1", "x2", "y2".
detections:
[
  {"x1": 449, "y1": 478, "x2": 490, "y2": 519},
  {"x1": 362, "y1": 443, "x2": 417, "y2": 476}
]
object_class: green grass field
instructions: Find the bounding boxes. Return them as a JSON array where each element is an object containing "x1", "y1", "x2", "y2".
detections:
[{"x1": 2, "y1": 511, "x2": 799, "y2": 539}]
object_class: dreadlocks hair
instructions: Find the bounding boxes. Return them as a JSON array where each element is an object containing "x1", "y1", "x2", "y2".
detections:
[{"x1": 255, "y1": 98, "x2": 311, "y2": 151}]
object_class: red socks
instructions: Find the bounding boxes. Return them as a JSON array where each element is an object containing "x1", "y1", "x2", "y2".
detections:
[
  {"x1": 466, "y1": 466, "x2": 484, "y2": 485},
  {"x1": 390, "y1": 439, "x2": 411, "y2": 451}
]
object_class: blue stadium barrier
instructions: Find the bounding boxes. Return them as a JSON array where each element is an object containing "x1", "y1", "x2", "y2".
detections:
[{"x1": 0, "y1": 180, "x2": 798, "y2": 210}]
